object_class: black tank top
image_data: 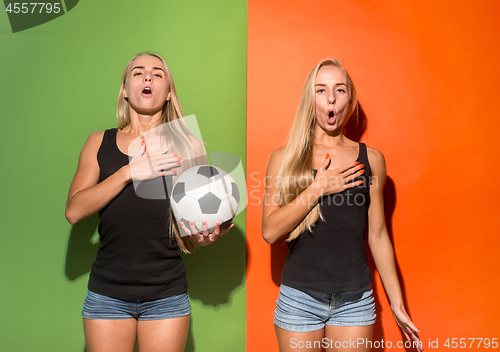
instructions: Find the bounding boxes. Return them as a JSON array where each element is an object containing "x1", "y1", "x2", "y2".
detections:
[
  {"x1": 280, "y1": 143, "x2": 373, "y2": 293},
  {"x1": 87, "y1": 128, "x2": 187, "y2": 300}
]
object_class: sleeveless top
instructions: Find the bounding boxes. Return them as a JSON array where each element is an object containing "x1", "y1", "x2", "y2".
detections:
[
  {"x1": 280, "y1": 143, "x2": 373, "y2": 294},
  {"x1": 87, "y1": 128, "x2": 188, "y2": 300}
]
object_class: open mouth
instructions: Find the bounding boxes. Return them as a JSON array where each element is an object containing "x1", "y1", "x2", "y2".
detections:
[
  {"x1": 142, "y1": 87, "x2": 152, "y2": 96},
  {"x1": 327, "y1": 110, "x2": 336, "y2": 124}
]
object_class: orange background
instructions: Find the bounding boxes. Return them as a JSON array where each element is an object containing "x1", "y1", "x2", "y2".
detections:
[{"x1": 247, "y1": 0, "x2": 500, "y2": 351}]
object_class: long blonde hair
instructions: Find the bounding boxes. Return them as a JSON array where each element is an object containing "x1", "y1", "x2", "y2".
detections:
[
  {"x1": 277, "y1": 59, "x2": 358, "y2": 241},
  {"x1": 117, "y1": 52, "x2": 204, "y2": 253}
]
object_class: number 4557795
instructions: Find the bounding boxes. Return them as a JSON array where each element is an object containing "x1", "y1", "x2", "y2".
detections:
[
  {"x1": 5, "y1": 3, "x2": 61, "y2": 14},
  {"x1": 444, "y1": 338, "x2": 498, "y2": 348}
]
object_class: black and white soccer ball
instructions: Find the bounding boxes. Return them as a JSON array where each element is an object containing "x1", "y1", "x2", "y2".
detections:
[{"x1": 170, "y1": 165, "x2": 240, "y2": 236}]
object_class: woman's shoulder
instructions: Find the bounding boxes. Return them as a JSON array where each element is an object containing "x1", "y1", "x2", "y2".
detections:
[
  {"x1": 266, "y1": 146, "x2": 286, "y2": 173},
  {"x1": 269, "y1": 146, "x2": 286, "y2": 163},
  {"x1": 344, "y1": 138, "x2": 382, "y2": 160},
  {"x1": 271, "y1": 146, "x2": 286, "y2": 157},
  {"x1": 364, "y1": 145, "x2": 386, "y2": 176},
  {"x1": 86, "y1": 130, "x2": 106, "y2": 145},
  {"x1": 365, "y1": 145, "x2": 384, "y2": 160},
  {"x1": 188, "y1": 134, "x2": 205, "y2": 154},
  {"x1": 81, "y1": 130, "x2": 107, "y2": 155}
]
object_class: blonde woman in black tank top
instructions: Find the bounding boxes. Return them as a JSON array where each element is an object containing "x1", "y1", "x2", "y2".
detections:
[
  {"x1": 65, "y1": 53, "x2": 232, "y2": 352},
  {"x1": 262, "y1": 60, "x2": 423, "y2": 352}
]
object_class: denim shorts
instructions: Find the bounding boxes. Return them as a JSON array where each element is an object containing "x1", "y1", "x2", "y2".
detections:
[
  {"x1": 274, "y1": 284, "x2": 376, "y2": 332},
  {"x1": 82, "y1": 290, "x2": 191, "y2": 321}
]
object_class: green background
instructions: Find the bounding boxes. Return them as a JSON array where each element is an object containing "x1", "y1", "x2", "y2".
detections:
[{"x1": 0, "y1": 0, "x2": 247, "y2": 351}]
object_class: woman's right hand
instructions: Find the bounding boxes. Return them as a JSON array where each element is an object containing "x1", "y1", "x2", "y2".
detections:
[
  {"x1": 312, "y1": 156, "x2": 365, "y2": 196},
  {"x1": 129, "y1": 140, "x2": 181, "y2": 181},
  {"x1": 262, "y1": 149, "x2": 366, "y2": 244}
]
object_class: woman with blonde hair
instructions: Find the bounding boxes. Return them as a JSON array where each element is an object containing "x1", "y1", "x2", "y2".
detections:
[
  {"x1": 262, "y1": 59, "x2": 422, "y2": 352},
  {"x1": 65, "y1": 52, "x2": 230, "y2": 352}
]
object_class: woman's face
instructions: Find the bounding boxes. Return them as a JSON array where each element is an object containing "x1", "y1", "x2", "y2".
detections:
[
  {"x1": 124, "y1": 55, "x2": 171, "y2": 116},
  {"x1": 314, "y1": 65, "x2": 351, "y2": 133}
]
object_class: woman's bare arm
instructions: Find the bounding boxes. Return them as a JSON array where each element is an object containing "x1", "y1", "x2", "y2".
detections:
[
  {"x1": 262, "y1": 147, "x2": 364, "y2": 244},
  {"x1": 367, "y1": 147, "x2": 423, "y2": 351},
  {"x1": 65, "y1": 132, "x2": 131, "y2": 224}
]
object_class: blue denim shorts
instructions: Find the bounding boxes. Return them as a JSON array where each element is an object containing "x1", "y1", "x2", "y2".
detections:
[
  {"x1": 82, "y1": 290, "x2": 191, "y2": 321},
  {"x1": 274, "y1": 284, "x2": 376, "y2": 332}
]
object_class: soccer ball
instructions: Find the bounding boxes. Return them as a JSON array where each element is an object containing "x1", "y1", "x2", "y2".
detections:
[{"x1": 170, "y1": 165, "x2": 240, "y2": 236}]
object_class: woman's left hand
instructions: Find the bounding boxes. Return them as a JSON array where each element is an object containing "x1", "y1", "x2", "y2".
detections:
[
  {"x1": 392, "y1": 305, "x2": 423, "y2": 352},
  {"x1": 180, "y1": 221, "x2": 234, "y2": 246}
]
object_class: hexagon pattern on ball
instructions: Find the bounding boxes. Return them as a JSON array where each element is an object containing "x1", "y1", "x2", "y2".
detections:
[{"x1": 170, "y1": 165, "x2": 240, "y2": 236}]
